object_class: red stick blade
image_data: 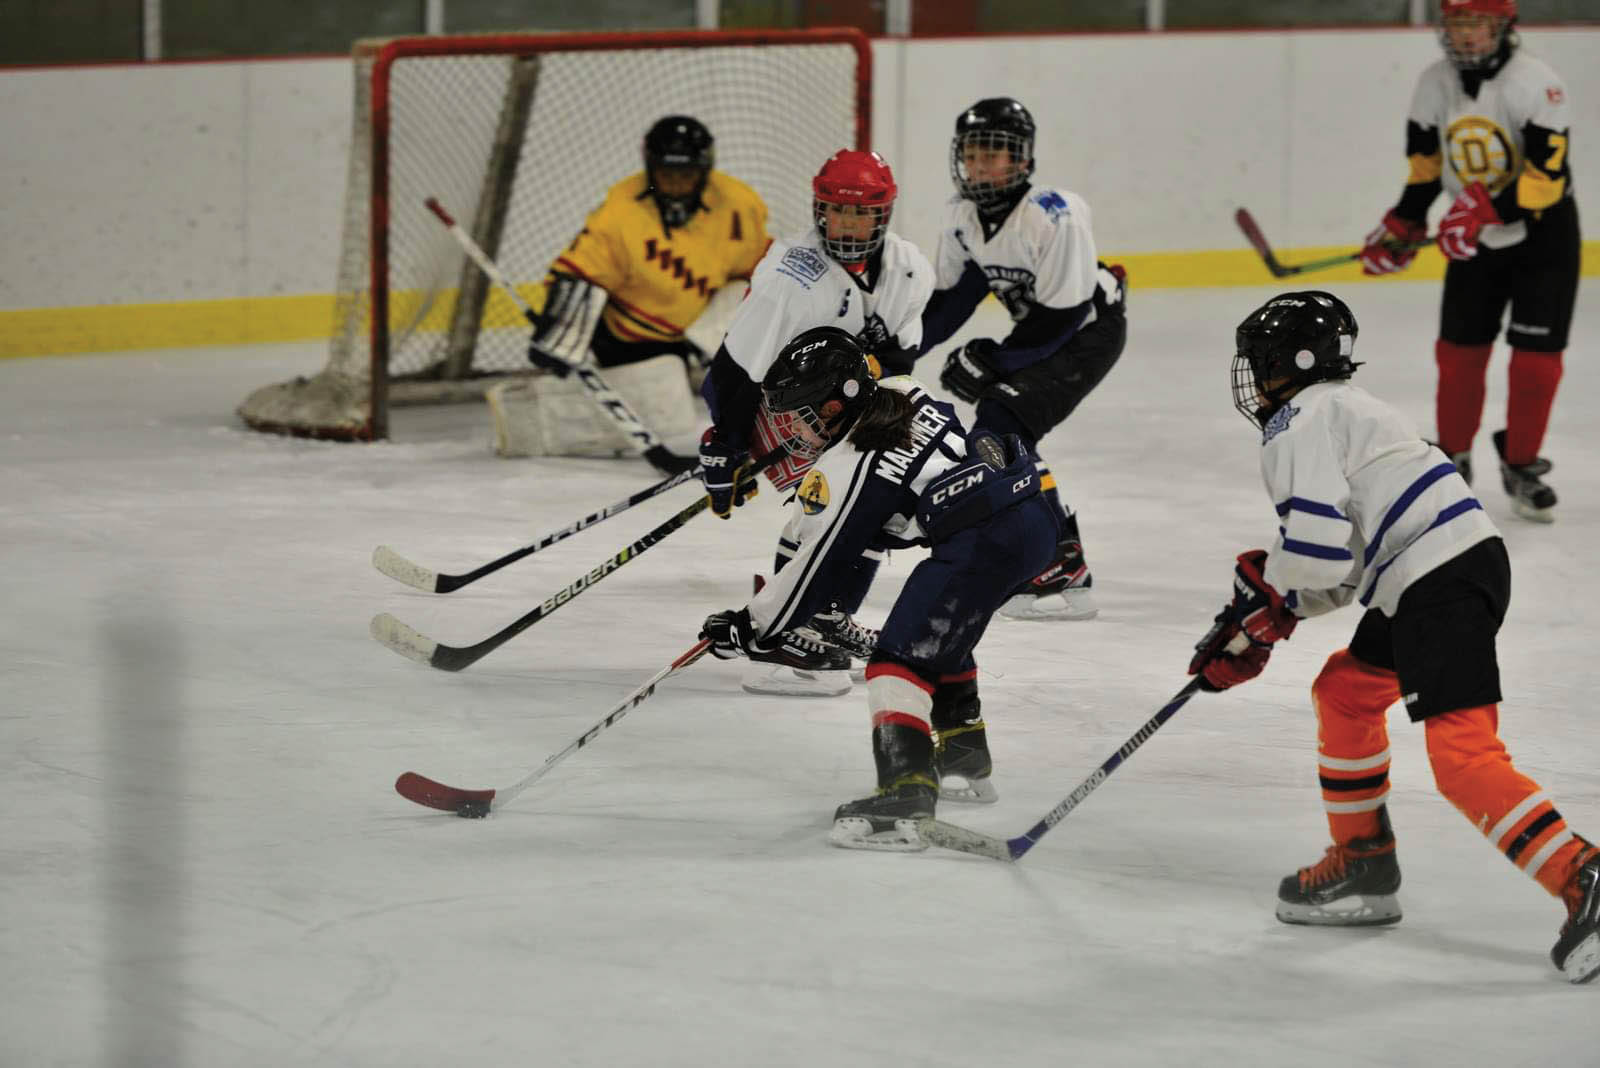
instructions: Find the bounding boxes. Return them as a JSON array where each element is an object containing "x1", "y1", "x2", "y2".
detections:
[
  {"x1": 1233, "y1": 208, "x2": 1271, "y2": 256},
  {"x1": 395, "y1": 771, "x2": 494, "y2": 812}
]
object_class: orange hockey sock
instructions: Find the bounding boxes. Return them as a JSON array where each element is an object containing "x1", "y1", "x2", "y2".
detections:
[
  {"x1": 1425, "y1": 705, "x2": 1590, "y2": 897},
  {"x1": 1434, "y1": 339, "x2": 1493, "y2": 456},
  {"x1": 1312, "y1": 649, "x2": 1402, "y2": 843}
]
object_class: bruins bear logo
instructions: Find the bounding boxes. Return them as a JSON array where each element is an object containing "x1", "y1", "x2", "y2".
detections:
[{"x1": 797, "y1": 470, "x2": 830, "y2": 515}]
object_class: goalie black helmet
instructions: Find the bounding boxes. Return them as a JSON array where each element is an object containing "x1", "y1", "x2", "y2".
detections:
[
  {"x1": 950, "y1": 97, "x2": 1036, "y2": 213},
  {"x1": 643, "y1": 115, "x2": 713, "y2": 229},
  {"x1": 762, "y1": 326, "x2": 878, "y2": 444},
  {"x1": 1233, "y1": 291, "x2": 1361, "y2": 428}
]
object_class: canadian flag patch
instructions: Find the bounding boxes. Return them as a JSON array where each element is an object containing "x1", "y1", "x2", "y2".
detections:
[{"x1": 1547, "y1": 85, "x2": 1565, "y2": 105}]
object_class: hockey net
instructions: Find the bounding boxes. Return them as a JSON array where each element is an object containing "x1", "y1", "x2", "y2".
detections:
[{"x1": 238, "y1": 28, "x2": 871, "y2": 441}]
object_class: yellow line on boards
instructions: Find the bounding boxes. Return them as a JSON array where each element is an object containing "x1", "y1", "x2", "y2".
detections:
[{"x1": 2, "y1": 245, "x2": 1594, "y2": 359}]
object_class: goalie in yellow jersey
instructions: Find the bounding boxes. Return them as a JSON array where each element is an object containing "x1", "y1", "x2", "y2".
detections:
[{"x1": 492, "y1": 115, "x2": 772, "y2": 464}]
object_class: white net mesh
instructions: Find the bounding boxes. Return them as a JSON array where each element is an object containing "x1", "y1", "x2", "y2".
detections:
[{"x1": 240, "y1": 31, "x2": 867, "y2": 440}]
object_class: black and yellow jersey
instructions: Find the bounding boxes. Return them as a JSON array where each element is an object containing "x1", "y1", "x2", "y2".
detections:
[{"x1": 547, "y1": 170, "x2": 770, "y2": 345}]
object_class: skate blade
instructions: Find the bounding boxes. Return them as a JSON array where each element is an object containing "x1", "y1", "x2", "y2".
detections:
[
  {"x1": 939, "y1": 775, "x2": 998, "y2": 804},
  {"x1": 1559, "y1": 931, "x2": 1600, "y2": 984},
  {"x1": 828, "y1": 816, "x2": 928, "y2": 852},
  {"x1": 998, "y1": 589, "x2": 1099, "y2": 621},
  {"x1": 741, "y1": 664, "x2": 852, "y2": 697},
  {"x1": 1275, "y1": 894, "x2": 1401, "y2": 927},
  {"x1": 849, "y1": 663, "x2": 867, "y2": 684},
  {"x1": 1510, "y1": 498, "x2": 1556, "y2": 524}
]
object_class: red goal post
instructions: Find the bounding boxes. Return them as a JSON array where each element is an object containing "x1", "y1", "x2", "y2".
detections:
[{"x1": 238, "y1": 27, "x2": 872, "y2": 441}]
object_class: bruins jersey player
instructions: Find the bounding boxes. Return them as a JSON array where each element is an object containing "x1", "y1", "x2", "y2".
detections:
[
  {"x1": 530, "y1": 115, "x2": 771, "y2": 374},
  {"x1": 1358, "y1": 0, "x2": 1578, "y2": 522}
]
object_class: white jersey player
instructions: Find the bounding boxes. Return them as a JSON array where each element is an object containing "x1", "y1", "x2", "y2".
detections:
[
  {"x1": 696, "y1": 150, "x2": 934, "y2": 696},
  {"x1": 1188, "y1": 290, "x2": 1599, "y2": 984},
  {"x1": 919, "y1": 98, "x2": 1127, "y2": 622},
  {"x1": 1358, "y1": 0, "x2": 1577, "y2": 523}
]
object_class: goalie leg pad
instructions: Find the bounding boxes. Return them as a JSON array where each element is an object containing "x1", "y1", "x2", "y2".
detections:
[{"x1": 488, "y1": 354, "x2": 698, "y2": 458}]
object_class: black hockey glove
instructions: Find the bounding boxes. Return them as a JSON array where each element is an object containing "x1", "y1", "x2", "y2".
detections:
[
  {"x1": 698, "y1": 428, "x2": 760, "y2": 519},
  {"x1": 940, "y1": 338, "x2": 1003, "y2": 403},
  {"x1": 700, "y1": 608, "x2": 756, "y2": 660}
]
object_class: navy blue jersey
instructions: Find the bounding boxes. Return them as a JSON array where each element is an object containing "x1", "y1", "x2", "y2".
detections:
[{"x1": 747, "y1": 378, "x2": 971, "y2": 643}]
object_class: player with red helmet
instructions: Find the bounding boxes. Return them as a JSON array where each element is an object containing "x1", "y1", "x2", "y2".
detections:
[
  {"x1": 696, "y1": 149, "x2": 935, "y2": 697},
  {"x1": 1358, "y1": 0, "x2": 1578, "y2": 522}
]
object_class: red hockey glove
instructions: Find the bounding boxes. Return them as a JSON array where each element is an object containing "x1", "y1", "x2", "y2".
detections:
[
  {"x1": 1188, "y1": 550, "x2": 1298, "y2": 692},
  {"x1": 1359, "y1": 211, "x2": 1428, "y2": 275},
  {"x1": 1437, "y1": 183, "x2": 1501, "y2": 262}
]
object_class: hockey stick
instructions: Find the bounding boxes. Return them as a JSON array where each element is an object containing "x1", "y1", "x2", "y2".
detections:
[
  {"x1": 917, "y1": 678, "x2": 1206, "y2": 862},
  {"x1": 425, "y1": 196, "x2": 692, "y2": 475},
  {"x1": 373, "y1": 464, "x2": 702, "y2": 593},
  {"x1": 395, "y1": 638, "x2": 713, "y2": 817},
  {"x1": 1234, "y1": 208, "x2": 1433, "y2": 279},
  {"x1": 371, "y1": 447, "x2": 784, "y2": 671}
]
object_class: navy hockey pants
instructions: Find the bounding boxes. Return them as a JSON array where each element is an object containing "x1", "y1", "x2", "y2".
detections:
[{"x1": 875, "y1": 493, "x2": 1060, "y2": 679}]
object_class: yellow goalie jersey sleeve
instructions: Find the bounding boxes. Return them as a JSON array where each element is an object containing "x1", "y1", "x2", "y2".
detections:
[{"x1": 549, "y1": 170, "x2": 770, "y2": 344}]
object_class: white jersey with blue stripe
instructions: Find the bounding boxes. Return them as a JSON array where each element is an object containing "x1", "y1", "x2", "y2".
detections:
[
  {"x1": 747, "y1": 377, "x2": 968, "y2": 643},
  {"x1": 1257, "y1": 381, "x2": 1499, "y2": 618}
]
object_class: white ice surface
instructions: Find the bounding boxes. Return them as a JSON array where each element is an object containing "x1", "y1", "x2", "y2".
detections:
[{"x1": 3, "y1": 283, "x2": 1597, "y2": 1066}]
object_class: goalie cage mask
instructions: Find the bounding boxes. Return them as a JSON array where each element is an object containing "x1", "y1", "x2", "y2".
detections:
[
  {"x1": 763, "y1": 326, "x2": 879, "y2": 446},
  {"x1": 1232, "y1": 290, "x2": 1361, "y2": 429},
  {"x1": 950, "y1": 97, "x2": 1036, "y2": 215},
  {"x1": 643, "y1": 115, "x2": 714, "y2": 229}
]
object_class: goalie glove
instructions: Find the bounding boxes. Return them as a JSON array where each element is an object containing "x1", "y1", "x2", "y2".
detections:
[
  {"x1": 528, "y1": 273, "x2": 605, "y2": 376},
  {"x1": 1188, "y1": 550, "x2": 1298, "y2": 692},
  {"x1": 940, "y1": 338, "x2": 1003, "y2": 403}
]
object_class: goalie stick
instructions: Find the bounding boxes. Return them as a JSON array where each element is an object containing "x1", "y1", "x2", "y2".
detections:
[
  {"x1": 917, "y1": 678, "x2": 1205, "y2": 862},
  {"x1": 372, "y1": 447, "x2": 784, "y2": 671},
  {"x1": 395, "y1": 638, "x2": 712, "y2": 817},
  {"x1": 425, "y1": 196, "x2": 692, "y2": 475},
  {"x1": 1234, "y1": 207, "x2": 1433, "y2": 279},
  {"x1": 374, "y1": 464, "x2": 701, "y2": 593}
]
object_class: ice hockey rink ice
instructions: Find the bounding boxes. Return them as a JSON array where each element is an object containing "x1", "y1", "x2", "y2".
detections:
[{"x1": 3, "y1": 282, "x2": 1596, "y2": 1066}]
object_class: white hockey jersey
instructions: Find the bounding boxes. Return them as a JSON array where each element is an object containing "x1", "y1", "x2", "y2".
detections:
[
  {"x1": 1257, "y1": 381, "x2": 1498, "y2": 619},
  {"x1": 933, "y1": 184, "x2": 1109, "y2": 325},
  {"x1": 1407, "y1": 52, "x2": 1573, "y2": 249},
  {"x1": 722, "y1": 227, "x2": 935, "y2": 385}
]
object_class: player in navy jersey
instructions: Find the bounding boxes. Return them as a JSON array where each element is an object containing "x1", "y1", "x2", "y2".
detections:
[
  {"x1": 919, "y1": 97, "x2": 1127, "y2": 621},
  {"x1": 699, "y1": 327, "x2": 1060, "y2": 849},
  {"x1": 1189, "y1": 290, "x2": 1597, "y2": 983},
  {"x1": 1358, "y1": 0, "x2": 1577, "y2": 521}
]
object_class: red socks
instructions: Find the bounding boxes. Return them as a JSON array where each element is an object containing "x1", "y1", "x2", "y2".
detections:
[
  {"x1": 1434, "y1": 340, "x2": 1492, "y2": 456},
  {"x1": 1504, "y1": 348, "x2": 1563, "y2": 465}
]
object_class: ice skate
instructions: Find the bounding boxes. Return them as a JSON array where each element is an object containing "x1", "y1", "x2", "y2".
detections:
[
  {"x1": 1000, "y1": 538, "x2": 1097, "y2": 621},
  {"x1": 829, "y1": 777, "x2": 936, "y2": 852},
  {"x1": 741, "y1": 626, "x2": 852, "y2": 697},
  {"x1": 1276, "y1": 808, "x2": 1402, "y2": 927},
  {"x1": 1552, "y1": 844, "x2": 1600, "y2": 984},
  {"x1": 808, "y1": 608, "x2": 879, "y2": 684},
  {"x1": 932, "y1": 673, "x2": 997, "y2": 804},
  {"x1": 1493, "y1": 429, "x2": 1556, "y2": 523}
]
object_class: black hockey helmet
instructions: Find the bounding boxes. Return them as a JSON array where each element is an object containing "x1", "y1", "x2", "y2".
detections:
[
  {"x1": 950, "y1": 97, "x2": 1036, "y2": 212},
  {"x1": 1233, "y1": 291, "x2": 1361, "y2": 427},
  {"x1": 763, "y1": 326, "x2": 879, "y2": 444},
  {"x1": 643, "y1": 115, "x2": 713, "y2": 228}
]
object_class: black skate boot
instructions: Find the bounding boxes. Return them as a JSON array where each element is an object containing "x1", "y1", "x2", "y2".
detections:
[
  {"x1": 1493, "y1": 429, "x2": 1556, "y2": 523},
  {"x1": 830, "y1": 722, "x2": 938, "y2": 852},
  {"x1": 1552, "y1": 843, "x2": 1600, "y2": 984},
  {"x1": 1000, "y1": 524, "x2": 1097, "y2": 621},
  {"x1": 808, "y1": 607, "x2": 879, "y2": 683},
  {"x1": 742, "y1": 625, "x2": 851, "y2": 697},
  {"x1": 1276, "y1": 807, "x2": 1402, "y2": 926},
  {"x1": 1428, "y1": 441, "x2": 1472, "y2": 486},
  {"x1": 932, "y1": 675, "x2": 996, "y2": 804}
]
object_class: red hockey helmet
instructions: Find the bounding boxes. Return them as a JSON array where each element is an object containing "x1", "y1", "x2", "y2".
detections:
[
  {"x1": 812, "y1": 150, "x2": 897, "y2": 265},
  {"x1": 1439, "y1": 0, "x2": 1517, "y2": 71}
]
